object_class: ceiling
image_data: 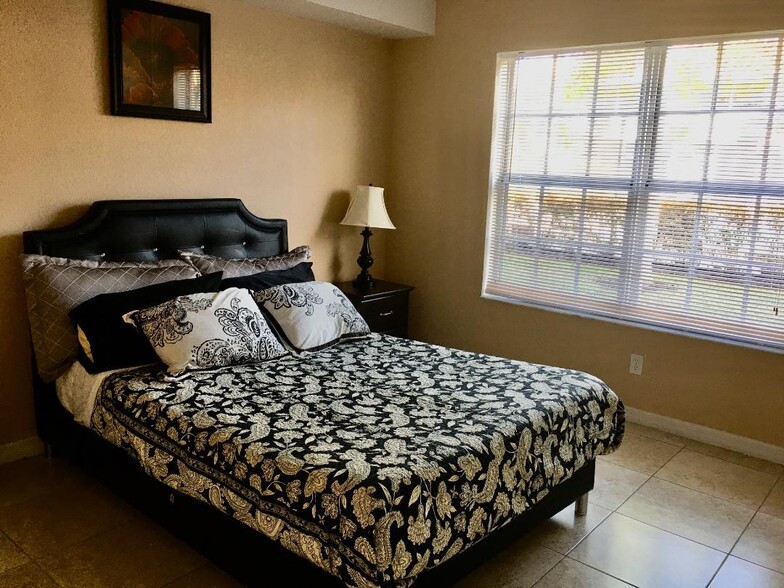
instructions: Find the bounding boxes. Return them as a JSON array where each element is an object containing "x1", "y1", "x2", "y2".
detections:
[{"x1": 246, "y1": 0, "x2": 436, "y2": 39}]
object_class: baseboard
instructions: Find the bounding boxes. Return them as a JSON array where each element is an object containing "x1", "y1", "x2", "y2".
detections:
[
  {"x1": 625, "y1": 407, "x2": 784, "y2": 466},
  {"x1": 0, "y1": 437, "x2": 44, "y2": 464}
]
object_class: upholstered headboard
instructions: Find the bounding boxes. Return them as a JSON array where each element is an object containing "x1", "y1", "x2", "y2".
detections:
[
  {"x1": 22, "y1": 198, "x2": 288, "y2": 446},
  {"x1": 23, "y1": 199, "x2": 288, "y2": 262}
]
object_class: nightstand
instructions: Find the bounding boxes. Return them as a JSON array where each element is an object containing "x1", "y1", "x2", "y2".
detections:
[{"x1": 335, "y1": 280, "x2": 414, "y2": 338}]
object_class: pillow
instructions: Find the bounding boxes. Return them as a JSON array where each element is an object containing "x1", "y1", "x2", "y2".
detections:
[
  {"x1": 69, "y1": 272, "x2": 224, "y2": 374},
  {"x1": 19, "y1": 254, "x2": 199, "y2": 382},
  {"x1": 124, "y1": 287, "x2": 287, "y2": 376},
  {"x1": 180, "y1": 245, "x2": 312, "y2": 279},
  {"x1": 219, "y1": 262, "x2": 315, "y2": 291},
  {"x1": 253, "y1": 281, "x2": 370, "y2": 353}
]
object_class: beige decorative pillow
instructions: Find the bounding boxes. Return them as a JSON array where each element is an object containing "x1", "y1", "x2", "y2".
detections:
[
  {"x1": 19, "y1": 254, "x2": 199, "y2": 382},
  {"x1": 179, "y1": 245, "x2": 311, "y2": 279}
]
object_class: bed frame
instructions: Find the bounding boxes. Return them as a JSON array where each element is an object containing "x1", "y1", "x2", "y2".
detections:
[{"x1": 23, "y1": 199, "x2": 594, "y2": 587}]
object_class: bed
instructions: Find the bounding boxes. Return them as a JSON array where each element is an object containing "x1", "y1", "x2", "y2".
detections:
[{"x1": 23, "y1": 199, "x2": 625, "y2": 587}]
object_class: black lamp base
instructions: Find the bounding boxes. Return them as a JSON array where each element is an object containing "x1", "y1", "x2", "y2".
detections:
[
  {"x1": 353, "y1": 274, "x2": 374, "y2": 289},
  {"x1": 353, "y1": 227, "x2": 374, "y2": 290}
]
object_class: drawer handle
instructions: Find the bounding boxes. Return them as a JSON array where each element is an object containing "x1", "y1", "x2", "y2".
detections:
[{"x1": 379, "y1": 310, "x2": 394, "y2": 317}]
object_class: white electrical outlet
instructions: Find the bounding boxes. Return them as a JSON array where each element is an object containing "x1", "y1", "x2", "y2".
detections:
[{"x1": 629, "y1": 353, "x2": 644, "y2": 375}]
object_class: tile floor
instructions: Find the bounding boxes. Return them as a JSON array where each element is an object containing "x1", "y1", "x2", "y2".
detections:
[{"x1": 0, "y1": 423, "x2": 781, "y2": 587}]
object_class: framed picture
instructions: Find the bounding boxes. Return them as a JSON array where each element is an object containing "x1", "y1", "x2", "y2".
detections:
[{"x1": 108, "y1": 0, "x2": 211, "y2": 123}]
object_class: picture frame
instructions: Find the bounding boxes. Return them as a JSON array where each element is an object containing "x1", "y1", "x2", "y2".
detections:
[{"x1": 108, "y1": 0, "x2": 212, "y2": 123}]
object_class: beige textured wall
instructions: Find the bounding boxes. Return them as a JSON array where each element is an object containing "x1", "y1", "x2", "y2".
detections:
[
  {"x1": 387, "y1": 0, "x2": 784, "y2": 447},
  {"x1": 0, "y1": 0, "x2": 391, "y2": 444}
]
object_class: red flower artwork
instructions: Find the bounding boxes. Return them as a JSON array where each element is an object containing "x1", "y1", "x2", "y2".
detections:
[{"x1": 120, "y1": 9, "x2": 201, "y2": 108}]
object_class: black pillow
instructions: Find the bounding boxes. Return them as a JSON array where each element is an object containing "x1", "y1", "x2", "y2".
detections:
[
  {"x1": 69, "y1": 272, "x2": 223, "y2": 373},
  {"x1": 220, "y1": 262, "x2": 315, "y2": 291}
]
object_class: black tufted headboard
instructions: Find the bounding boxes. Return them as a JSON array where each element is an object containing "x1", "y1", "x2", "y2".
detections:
[
  {"x1": 23, "y1": 198, "x2": 288, "y2": 447},
  {"x1": 23, "y1": 199, "x2": 288, "y2": 261}
]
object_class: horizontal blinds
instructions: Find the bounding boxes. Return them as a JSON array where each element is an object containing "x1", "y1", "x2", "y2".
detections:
[
  {"x1": 485, "y1": 33, "x2": 784, "y2": 351},
  {"x1": 173, "y1": 66, "x2": 201, "y2": 111}
]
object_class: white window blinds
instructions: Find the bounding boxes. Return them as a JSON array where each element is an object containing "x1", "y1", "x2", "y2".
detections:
[
  {"x1": 484, "y1": 33, "x2": 784, "y2": 352},
  {"x1": 173, "y1": 66, "x2": 202, "y2": 111}
]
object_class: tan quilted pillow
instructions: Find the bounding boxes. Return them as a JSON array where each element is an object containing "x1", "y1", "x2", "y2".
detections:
[
  {"x1": 179, "y1": 245, "x2": 312, "y2": 279},
  {"x1": 20, "y1": 255, "x2": 200, "y2": 382}
]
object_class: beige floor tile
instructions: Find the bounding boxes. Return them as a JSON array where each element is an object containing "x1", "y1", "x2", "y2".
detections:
[
  {"x1": 0, "y1": 562, "x2": 59, "y2": 588},
  {"x1": 590, "y1": 460, "x2": 649, "y2": 511},
  {"x1": 165, "y1": 564, "x2": 244, "y2": 587},
  {"x1": 761, "y1": 477, "x2": 784, "y2": 520},
  {"x1": 0, "y1": 479, "x2": 135, "y2": 558},
  {"x1": 618, "y1": 477, "x2": 755, "y2": 552},
  {"x1": 2, "y1": 436, "x2": 781, "y2": 588},
  {"x1": 624, "y1": 423, "x2": 686, "y2": 446},
  {"x1": 599, "y1": 433, "x2": 681, "y2": 475},
  {"x1": 710, "y1": 556, "x2": 784, "y2": 588},
  {"x1": 0, "y1": 530, "x2": 28, "y2": 574},
  {"x1": 527, "y1": 502, "x2": 612, "y2": 555},
  {"x1": 534, "y1": 557, "x2": 632, "y2": 587},
  {"x1": 732, "y1": 512, "x2": 784, "y2": 574},
  {"x1": 683, "y1": 440, "x2": 784, "y2": 477},
  {"x1": 655, "y1": 450, "x2": 778, "y2": 509},
  {"x1": 0, "y1": 457, "x2": 91, "y2": 509},
  {"x1": 455, "y1": 537, "x2": 563, "y2": 588},
  {"x1": 570, "y1": 513, "x2": 725, "y2": 588},
  {"x1": 39, "y1": 513, "x2": 205, "y2": 587}
]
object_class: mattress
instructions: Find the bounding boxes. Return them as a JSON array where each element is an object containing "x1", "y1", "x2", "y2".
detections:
[{"x1": 88, "y1": 334, "x2": 625, "y2": 587}]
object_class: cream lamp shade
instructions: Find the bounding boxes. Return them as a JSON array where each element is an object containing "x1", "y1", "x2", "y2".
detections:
[
  {"x1": 340, "y1": 185, "x2": 396, "y2": 229},
  {"x1": 341, "y1": 184, "x2": 395, "y2": 289}
]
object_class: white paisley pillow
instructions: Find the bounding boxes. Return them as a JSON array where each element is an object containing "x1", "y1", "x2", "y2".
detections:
[
  {"x1": 253, "y1": 281, "x2": 370, "y2": 353},
  {"x1": 124, "y1": 288, "x2": 287, "y2": 376}
]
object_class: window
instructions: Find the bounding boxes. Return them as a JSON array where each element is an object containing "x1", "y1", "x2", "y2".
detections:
[{"x1": 484, "y1": 33, "x2": 784, "y2": 352}]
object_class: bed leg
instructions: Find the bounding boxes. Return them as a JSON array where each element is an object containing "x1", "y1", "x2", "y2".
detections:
[
  {"x1": 575, "y1": 493, "x2": 589, "y2": 516},
  {"x1": 44, "y1": 443, "x2": 53, "y2": 460}
]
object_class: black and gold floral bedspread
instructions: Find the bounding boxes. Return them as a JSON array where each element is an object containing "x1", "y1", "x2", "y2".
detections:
[{"x1": 91, "y1": 334, "x2": 624, "y2": 587}]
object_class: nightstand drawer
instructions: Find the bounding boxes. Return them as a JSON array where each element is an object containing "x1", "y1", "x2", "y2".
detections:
[
  {"x1": 358, "y1": 293, "x2": 409, "y2": 332},
  {"x1": 335, "y1": 279, "x2": 414, "y2": 338}
]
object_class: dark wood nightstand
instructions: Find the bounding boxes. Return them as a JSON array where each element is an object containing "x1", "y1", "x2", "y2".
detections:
[{"x1": 335, "y1": 280, "x2": 414, "y2": 338}]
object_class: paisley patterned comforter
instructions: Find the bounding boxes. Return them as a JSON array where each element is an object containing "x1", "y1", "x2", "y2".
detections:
[{"x1": 90, "y1": 334, "x2": 624, "y2": 587}]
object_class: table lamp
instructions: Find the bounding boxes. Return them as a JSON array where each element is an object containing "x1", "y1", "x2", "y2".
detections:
[{"x1": 340, "y1": 184, "x2": 395, "y2": 289}]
